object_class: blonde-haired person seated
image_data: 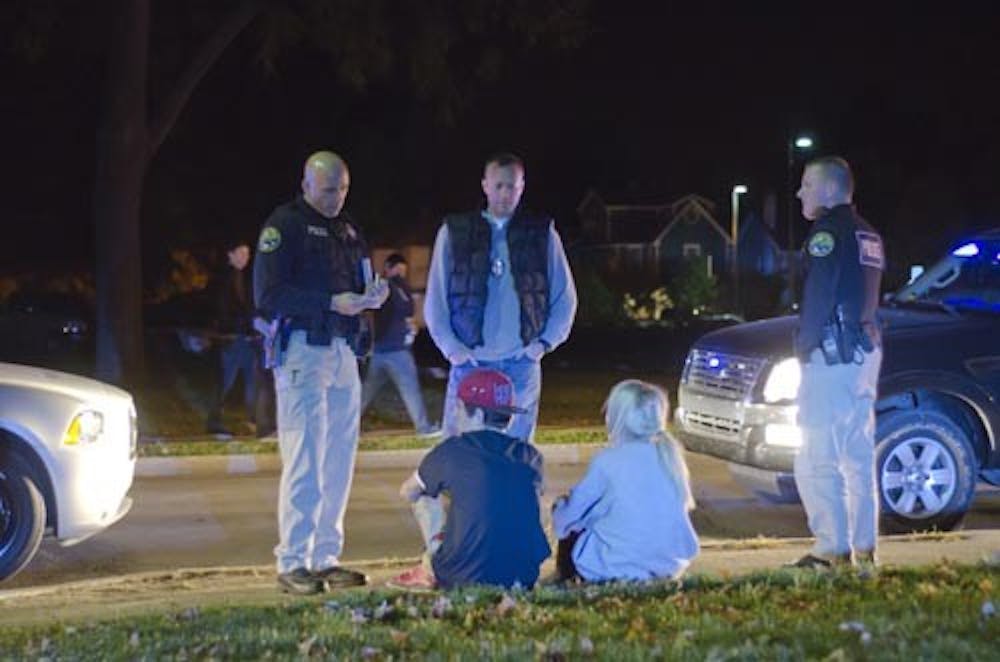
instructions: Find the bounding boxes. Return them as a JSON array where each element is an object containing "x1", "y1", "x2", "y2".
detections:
[{"x1": 551, "y1": 379, "x2": 699, "y2": 583}]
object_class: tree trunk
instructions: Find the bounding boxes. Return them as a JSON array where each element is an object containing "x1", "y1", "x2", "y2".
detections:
[
  {"x1": 93, "y1": 0, "x2": 150, "y2": 386},
  {"x1": 93, "y1": 0, "x2": 263, "y2": 386}
]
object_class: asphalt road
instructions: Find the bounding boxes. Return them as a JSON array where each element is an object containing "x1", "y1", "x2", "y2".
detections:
[{"x1": 7, "y1": 450, "x2": 1000, "y2": 589}]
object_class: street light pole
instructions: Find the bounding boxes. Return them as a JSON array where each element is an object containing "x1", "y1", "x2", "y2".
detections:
[
  {"x1": 786, "y1": 134, "x2": 813, "y2": 307},
  {"x1": 731, "y1": 184, "x2": 747, "y2": 313}
]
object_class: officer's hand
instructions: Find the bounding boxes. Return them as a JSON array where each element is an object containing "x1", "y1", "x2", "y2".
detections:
[
  {"x1": 449, "y1": 349, "x2": 476, "y2": 366},
  {"x1": 514, "y1": 340, "x2": 546, "y2": 361},
  {"x1": 364, "y1": 278, "x2": 390, "y2": 309},
  {"x1": 522, "y1": 340, "x2": 547, "y2": 362}
]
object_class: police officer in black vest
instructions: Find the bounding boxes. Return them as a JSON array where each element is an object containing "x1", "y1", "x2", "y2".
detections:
[
  {"x1": 424, "y1": 153, "x2": 578, "y2": 443},
  {"x1": 253, "y1": 151, "x2": 389, "y2": 595},
  {"x1": 790, "y1": 156, "x2": 884, "y2": 569}
]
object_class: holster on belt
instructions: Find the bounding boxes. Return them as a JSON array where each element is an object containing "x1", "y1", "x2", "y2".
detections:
[
  {"x1": 255, "y1": 317, "x2": 289, "y2": 369},
  {"x1": 820, "y1": 305, "x2": 873, "y2": 365}
]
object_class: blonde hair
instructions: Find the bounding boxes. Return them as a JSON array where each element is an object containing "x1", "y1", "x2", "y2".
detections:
[{"x1": 603, "y1": 380, "x2": 696, "y2": 511}]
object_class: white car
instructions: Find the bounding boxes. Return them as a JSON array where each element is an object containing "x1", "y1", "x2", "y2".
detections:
[{"x1": 0, "y1": 362, "x2": 137, "y2": 581}]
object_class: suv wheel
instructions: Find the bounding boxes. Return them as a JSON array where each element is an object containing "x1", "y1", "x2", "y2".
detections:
[
  {"x1": 0, "y1": 450, "x2": 46, "y2": 582},
  {"x1": 876, "y1": 409, "x2": 977, "y2": 534}
]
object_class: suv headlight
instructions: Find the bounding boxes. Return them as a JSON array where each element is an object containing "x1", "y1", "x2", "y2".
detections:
[
  {"x1": 63, "y1": 410, "x2": 105, "y2": 445},
  {"x1": 763, "y1": 358, "x2": 801, "y2": 403}
]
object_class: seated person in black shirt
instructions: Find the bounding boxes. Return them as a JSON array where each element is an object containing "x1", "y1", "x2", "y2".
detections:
[{"x1": 389, "y1": 368, "x2": 550, "y2": 590}]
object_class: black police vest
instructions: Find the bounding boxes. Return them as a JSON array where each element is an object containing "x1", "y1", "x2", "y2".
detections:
[
  {"x1": 327, "y1": 219, "x2": 367, "y2": 342},
  {"x1": 445, "y1": 211, "x2": 550, "y2": 348}
]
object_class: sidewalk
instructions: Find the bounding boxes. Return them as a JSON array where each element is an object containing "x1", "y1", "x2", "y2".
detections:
[{"x1": 3, "y1": 530, "x2": 998, "y2": 627}]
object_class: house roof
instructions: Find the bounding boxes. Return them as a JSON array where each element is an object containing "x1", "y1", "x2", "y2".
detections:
[
  {"x1": 653, "y1": 194, "x2": 729, "y2": 245},
  {"x1": 737, "y1": 211, "x2": 782, "y2": 250},
  {"x1": 603, "y1": 205, "x2": 672, "y2": 243},
  {"x1": 579, "y1": 192, "x2": 739, "y2": 247}
]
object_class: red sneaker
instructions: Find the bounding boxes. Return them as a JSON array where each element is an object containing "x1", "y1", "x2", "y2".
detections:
[{"x1": 387, "y1": 564, "x2": 436, "y2": 591}]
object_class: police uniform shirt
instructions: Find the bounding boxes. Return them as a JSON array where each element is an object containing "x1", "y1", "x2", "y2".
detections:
[
  {"x1": 253, "y1": 196, "x2": 369, "y2": 344},
  {"x1": 796, "y1": 204, "x2": 885, "y2": 361}
]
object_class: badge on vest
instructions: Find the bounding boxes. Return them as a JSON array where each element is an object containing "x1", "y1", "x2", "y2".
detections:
[
  {"x1": 307, "y1": 225, "x2": 329, "y2": 237},
  {"x1": 807, "y1": 231, "x2": 835, "y2": 258},
  {"x1": 856, "y1": 231, "x2": 885, "y2": 270}
]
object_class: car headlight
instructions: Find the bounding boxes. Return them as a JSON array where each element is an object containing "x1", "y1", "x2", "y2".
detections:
[
  {"x1": 765, "y1": 423, "x2": 803, "y2": 447},
  {"x1": 763, "y1": 357, "x2": 801, "y2": 403},
  {"x1": 63, "y1": 410, "x2": 104, "y2": 445},
  {"x1": 61, "y1": 319, "x2": 88, "y2": 336}
]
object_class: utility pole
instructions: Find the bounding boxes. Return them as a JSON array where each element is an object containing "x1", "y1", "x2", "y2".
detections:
[{"x1": 786, "y1": 134, "x2": 814, "y2": 307}]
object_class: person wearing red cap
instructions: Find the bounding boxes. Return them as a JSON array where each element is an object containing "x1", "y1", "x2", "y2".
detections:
[{"x1": 389, "y1": 368, "x2": 551, "y2": 590}]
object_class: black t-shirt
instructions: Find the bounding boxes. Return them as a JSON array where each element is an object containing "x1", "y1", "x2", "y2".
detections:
[{"x1": 418, "y1": 429, "x2": 550, "y2": 589}]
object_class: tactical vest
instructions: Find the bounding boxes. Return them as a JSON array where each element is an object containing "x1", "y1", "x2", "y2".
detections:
[
  {"x1": 328, "y1": 218, "x2": 367, "y2": 343},
  {"x1": 445, "y1": 211, "x2": 550, "y2": 347}
]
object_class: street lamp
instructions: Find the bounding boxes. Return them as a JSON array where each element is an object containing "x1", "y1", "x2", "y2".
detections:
[
  {"x1": 794, "y1": 136, "x2": 814, "y2": 150},
  {"x1": 786, "y1": 133, "x2": 814, "y2": 304},
  {"x1": 731, "y1": 184, "x2": 748, "y2": 312}
]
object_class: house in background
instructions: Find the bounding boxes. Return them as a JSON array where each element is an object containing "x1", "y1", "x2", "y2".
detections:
[
  {"x1": 734, "y1": 209, "x2": 785, "y2": 277},
  {"x1": 574, "y1": 190, "x2": 788, "y2": 292},
  {"x1": 575, "y1": 192, "x2": 727, "y2": 289}
]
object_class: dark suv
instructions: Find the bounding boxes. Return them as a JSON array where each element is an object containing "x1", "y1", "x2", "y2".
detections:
[{"x1": 676, "y1": 229, "x2": 1000, "y2": 533}]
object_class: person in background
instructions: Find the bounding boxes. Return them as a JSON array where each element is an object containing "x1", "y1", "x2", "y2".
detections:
[
  {"x1": 389, "y1": 368, "x2": 550, "y2": 590},
  {"x1": 360, "y1": 253, "x2": 440, "y2": 438},
  {"x1": 551, "y1": 379, "x2": 699, "y2": 583},
  {"x1": 424, "y1": 152, "x2": 577, "y2": 443},
  {"x1": 205, "y1": 239, "x2": 268, "y2": 438}
]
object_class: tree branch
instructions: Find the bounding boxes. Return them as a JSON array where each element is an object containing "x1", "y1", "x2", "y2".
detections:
[{"x1": 148, "y1": 0, "x2": 265, "y2": 156}]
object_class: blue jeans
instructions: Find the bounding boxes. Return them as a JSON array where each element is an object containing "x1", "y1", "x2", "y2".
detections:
[
  {"x1": 441, "y1": 357, "x2": 541, "y2": 442},
  {"x1": 361, "y1": 350, "x2": 435, "y2": 433},
  {"x1": 207, "y1": 336, "x2": 258, "y2": 430},
  {"x1": 273, "y1": 333, "x2": 360, "y2": 573}
]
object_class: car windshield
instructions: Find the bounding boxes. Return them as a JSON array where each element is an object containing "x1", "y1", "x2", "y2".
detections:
[{"x1": 892, "y1": 241, "x2": 1000, "y2": 314}]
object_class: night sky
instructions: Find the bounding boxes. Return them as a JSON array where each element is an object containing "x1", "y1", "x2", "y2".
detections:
[{"x1": 4, "y1": 3, "x2": 1000, "y2": 289}]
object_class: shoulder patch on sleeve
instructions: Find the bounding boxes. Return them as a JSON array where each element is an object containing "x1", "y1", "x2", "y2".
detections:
[
  {"x1": 807, "y1": 230, "x2": 836, "y2": 257},
  {"x1": 258, "y1": 226, "x2": 281, "y2": 253},
  {"x1": 856, "y1": 231, "x2": 885, "y2": 270}
]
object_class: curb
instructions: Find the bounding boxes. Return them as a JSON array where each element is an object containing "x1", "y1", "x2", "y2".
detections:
[
  {"x1": 136, "y1": 443, "x2": 602, "y2": 477},
  {"x1": 3, "y1": 533, "x2": 997, "y2": 606},
  {"x1": 0, "y1": 557, "x2": 419, "y2": 604}
]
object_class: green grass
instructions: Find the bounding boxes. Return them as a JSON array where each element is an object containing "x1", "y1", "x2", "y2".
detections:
[
  {"x1": 134, "y1": 367, "x2": 672, "y2": 456},
  {"x1": 2, "y1": 562, "x2": 996, "y2": 659}
]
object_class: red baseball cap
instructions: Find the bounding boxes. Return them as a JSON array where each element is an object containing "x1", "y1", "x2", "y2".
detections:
[{"x1": 457, "y1": 369, "x2": 526, "y2": 415}]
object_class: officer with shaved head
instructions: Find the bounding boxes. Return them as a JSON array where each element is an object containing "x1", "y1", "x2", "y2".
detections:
[
  {"x1": 790, "y1": 156, "x2": 884, "y2": 570},
  {"x1": 254, "y1": 150, "x2": 389, "y2": 594}
]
